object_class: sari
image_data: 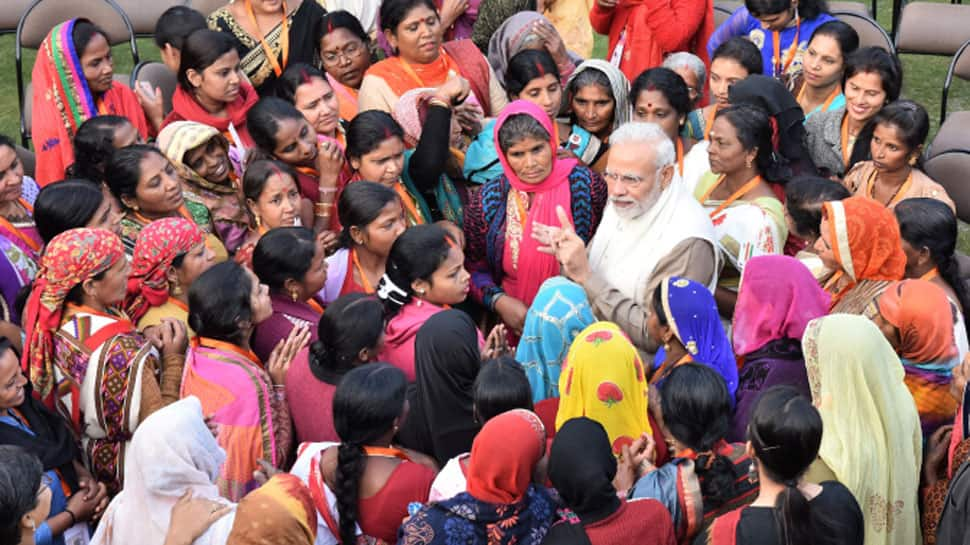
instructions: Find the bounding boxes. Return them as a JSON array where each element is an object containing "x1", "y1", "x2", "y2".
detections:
[
  {"x1": 694, "y1": 171, "x2": 787, "y2": 287},
  {"x1": 252, "y1": 293, "x2": 322, "y2": 364},
  {"x1": 653, "y1": 276, "x2": 738, "y2": 397},
  {"x1": 465, "y1": 100, "x2": 604, "y2": 309},
  {"x1": 802, "y1": 314, "x2": 922, "y2": 545},
  {"x1": 21, "y1": 228, "x2": 157, "y2": 494},
  {"x1": 207, "y1": 0, "x2": 326, "y2": 94},
  {"x1": 157, "y1": 122, "x2": 249, "y2": 253},
  {"x1": 399, "y1": 409, "x2": 556, "y2": 545},
  {"x1": 876, "y1": 280, "x2": 961, "y2": 437},
  {"x1": 226, "y1": 474, "x2": 317, "y2": 545},
  {"x1": 821, "y1": 196, "x2": 906, "y2": 314},
  {"x1": 0, "y1": 207, "x2": 41, "y2": 324},
  {"x1": 31, "y1": 19, "x2": 150, "y2": 186},
  {"x1": 123, "y1": 218, "x2": 205, "y2": 324},
  {"x1": 180, "y1": 337, "x2": 290, "y2": 501},
  {"x1": 730, "y1": 255, "x2": 829, "y2": 441},
  {"x1": 326, "y1": 73, "x2": 359, "y2": 124},
  {"x1": 90, "y1": 397, "x2": 236, "y2": 545},
  {"x1": 923, "y1": 384, "x2": 970, "y2": 545},
  {"x1": 515, "y1": 277, "x2": 595, "y2": 403},
  {"x1": 556, "y1": 322, "x2": 652, "y2": 455}
]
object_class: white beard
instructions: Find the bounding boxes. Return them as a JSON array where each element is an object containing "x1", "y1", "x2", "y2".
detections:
[{"x1": 609, "y1": 181, "x2": 663, "y2": 221}]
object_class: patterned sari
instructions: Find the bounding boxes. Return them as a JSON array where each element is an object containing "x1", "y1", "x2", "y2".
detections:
[
  {"x1": 180, "y1": 337, "x2": 290, "y2": 501},
  {"x1": 0, "y1": 205, "x2": 41, "y2": 324},
  {"x1": 31, "y1": 19, "x2": 149, "y2": 186}
]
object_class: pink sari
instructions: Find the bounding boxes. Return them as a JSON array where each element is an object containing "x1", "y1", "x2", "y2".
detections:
[{"x1": 494, "y1": 100, "x2": 578, "y2": 306}]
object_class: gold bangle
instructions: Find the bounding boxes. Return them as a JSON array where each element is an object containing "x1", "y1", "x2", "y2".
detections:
[
  {"x1": 315, "y1": 202, "x2": 333, "y2": 216},
  {"x1": 428, "y1": 97, "x2": 451, "y2": 109}
]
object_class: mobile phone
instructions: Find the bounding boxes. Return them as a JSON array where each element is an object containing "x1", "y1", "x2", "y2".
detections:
[{"x1": 137, "y1": 80, "x2": 156, "y2": 101}]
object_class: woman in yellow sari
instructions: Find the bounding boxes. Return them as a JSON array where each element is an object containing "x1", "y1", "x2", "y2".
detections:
[{"x1": 802, "y1": 314, "x2": 921, "y2": 545}]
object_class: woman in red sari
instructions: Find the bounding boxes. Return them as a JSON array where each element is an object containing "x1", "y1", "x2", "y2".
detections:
[
  {"x1": 31, "y1": 19, "x2": 161, "y2": 186},
  {"x1": 162, "y1": 30, "x2": 258, "y2": 152},
  {"x1": 359, "y1": 0, "x2": 506, "y2": 122}
]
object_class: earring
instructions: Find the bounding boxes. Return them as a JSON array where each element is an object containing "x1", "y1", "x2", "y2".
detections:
[
  {"x1": 909, "y1": 155, "x2": 918, "y2": 166},
  {"x1": 747, "y1": 459, "x2": 759, "y2": 484},
  {"x1": 290, "y1": 289, "x2": 299, "y2": 302},
  {"x1": 131, "y1": 204, "x2": 140, "y2": 212},
  {"x1": 170, "y1": 283, "x2": 183, "y2": 296},
  {"x1": 254, "y1": 215, "x2": 262, "y2": 228},
  {"x1": 745, "y1": 157, "x2": 753, "y2": 169}
]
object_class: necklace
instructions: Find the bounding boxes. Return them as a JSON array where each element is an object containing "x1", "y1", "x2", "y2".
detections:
[{"x1": 864, "y1": 166, "x2": 912, "y2": 208}]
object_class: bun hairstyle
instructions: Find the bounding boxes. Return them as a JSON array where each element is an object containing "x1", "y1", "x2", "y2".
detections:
[
  {"x1": 378, "y1": 224, "x2": 456, "y2": 317},
  {"x1": 332, "y1": 363, "x2": 408, "y2": 545},
  {"x1": 747, "y1": 386, "x2": 824, "y2": 545},
  {"x1": 67, "y1": 115, "x2": 132, "y2": 184},
  {"x1": 309, "y1": 293, "x2": 385, "y2": 384},
  {"x1": 252, "y1": 226, "x2": 317, "y2": 294},
  {"x1": 715, "y1": 104, "x2": 789, "y2": 184}
]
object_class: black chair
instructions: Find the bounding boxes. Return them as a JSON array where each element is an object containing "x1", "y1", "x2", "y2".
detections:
[{"x1": 941, "y1": 39, "x2": 970, "y2": 124}]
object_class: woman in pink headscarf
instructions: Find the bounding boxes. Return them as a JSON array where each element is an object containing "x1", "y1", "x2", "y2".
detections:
[
  {"x1": 729, "y1": 254, "x2": 830, "y2": 441},
  {"x1": 463, "y1": 100, "x2": 606, "y2": 334}
]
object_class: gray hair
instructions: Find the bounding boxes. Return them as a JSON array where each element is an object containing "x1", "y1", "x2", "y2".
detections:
[
  {"x1": 663, "y1": 52, "x2": 707, "y2": 88},
  {"x1": 609, "y1": 122, "x2": 675, "y2": 172}
]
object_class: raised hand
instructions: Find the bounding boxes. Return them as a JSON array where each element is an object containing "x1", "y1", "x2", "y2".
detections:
[{"x1": 266, "y1": 324, "x2": 311, "y2": 385}]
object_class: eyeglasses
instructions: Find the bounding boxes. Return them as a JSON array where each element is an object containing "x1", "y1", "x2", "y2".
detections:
[
  {"x1": 321, "y1": 41, "x2": 365, "y2": 66},
  {"x1": 602, "y1": 170, "x2": 648, "y2": 187}
]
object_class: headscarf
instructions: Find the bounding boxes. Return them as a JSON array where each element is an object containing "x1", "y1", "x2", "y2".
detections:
[
  {"x1": 226, "y1": 473, "x2": 317, "y2": 545},
  {"x1": 566, "y1": 60, "x2": 630, "y2": 134},
  {"x1": 467, "y1": 409, "x2": 546, "y2": 504},
  {"x1": 472, "y1": 0, "x2": 537, "y2": 52},
  {"x1": 487, "y1": 12, "x2": 561, "y2": 88},
  {"x1": 877, "y1": 280, "x2": 957, "y2": 364},
  {"x1": 124, "y1": 218, "x2": 205, "y2": 323},
  {"x1": 157, "y1": 121, "x2": 236, "y2": 195},
  {"x1": 90, "y1": 397, "x2": 234, "y2": 545},
  {"x1": 655, "y1": 277, "x2": 738, "y2": 396},
  {"x1": 733, "y1": 255, "x2": 830, "y2": 356},
  {"x1": 398, "y1": 310, "x2": 482, "y2": 466},
  {"x1": 556, "y1": 322, "x2": 651, "y2": 455},
  {"x1": 822, "y1": 196, "x2": 906, "y2": 304},
  {"x1": 548, "y1": 417, "x2": 620, "y2": 522},
  {"x1": 802, "y1": 314, "x2": 921, "y2": 545},
  {"x1": 494, "y1": 100, "x2": 578, "y2": 305},
  {"x1": 21, "y1": 228, "x2": 126, "y2": 405},
  {"x1": 515, "y1": 277, "x2": 595, "y2": 403},
  {"x1": 728, "y1": 75, "x2": 818, "y2": 178}
]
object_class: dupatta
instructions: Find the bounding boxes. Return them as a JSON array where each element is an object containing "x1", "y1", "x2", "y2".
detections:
[
  {"x1": 32, "y1": 19, "x2": 149, "y2": 185},
  {"x1": 802, "y1": 314, "x2": 921, "y2": 545},
  {"x1": 165, "y1": 81, "x2": 258, "y2": 149},
  {"x1": 495, "y1": 100, "x2": 578, "y2": 306}
]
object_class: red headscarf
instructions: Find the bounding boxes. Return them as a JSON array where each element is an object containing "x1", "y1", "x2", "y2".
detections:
[
  {"x1": 467, "y1": 409, "x2": 546, "y2": 504},
  {"x1": 878, "y1": 280, "x2": 957, "y2": 363},
  {"x1": 124, "y1": 218, "x2": 205, "y2": 323},
  {"x1": 21, "y1": 228, "x2": 126, "y2": 405}
]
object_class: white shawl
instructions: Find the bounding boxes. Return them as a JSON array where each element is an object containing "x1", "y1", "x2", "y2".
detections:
[{"x1": 587, "y1": 174, "x2": 718, "y2": 304}]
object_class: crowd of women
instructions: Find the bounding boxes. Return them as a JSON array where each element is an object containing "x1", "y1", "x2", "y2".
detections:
[{"x1": 1, "y1": 0, "x2": 968, "y2": 544}]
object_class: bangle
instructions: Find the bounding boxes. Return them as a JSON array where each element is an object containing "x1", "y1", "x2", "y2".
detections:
[
  {"x1": 318, "y1": 187, "x2": 339, "y2": 194},
  {"x1": 64, "y1": 508, "x2": 77, "y2": 526},
  {"x1": 428, "y1": 98, "x2": 451, "y2": 109},
  {"x1": 489, "y1": 291, "x2": 505, "y2": 311},
  {"x1": 315, "y1": 202, "x2": 333, "y2": 216}
]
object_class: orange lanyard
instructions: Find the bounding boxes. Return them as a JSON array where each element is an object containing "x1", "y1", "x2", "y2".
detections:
[
  {"x1": 676, "y1": 137, "x2": 685, "y2": 176},
  {"x1": 921, "y1": 268, "x2": 939, "y2": 281},
  {"x1": 865, "y1": 167, "x2": 912, "y2": 208},
  {"x1": 840, "y1": 113, "x2": 854, "y2": 168},
  {"x1": 822, "y1": 269, "x2": 844, "y2": 293},
  {"x1": 703, "y1": 105, "x2": 719, "y2": 141},
  {"x1": 96, "y1": 98, "x2": 109, "y2": 116},
  {"x1": 394, "y1": 183, "x2": 424, "y2": 225},
  {"x1": 0, "y1": 202, "x2": 41, "y2": 253},
  {"x1": 245, "y1": 0, "x2": 289, "y2": 77},
  {"x1": 771, "y1": 16, "x2": 801, "y2": 77},
  {"x1": 797, "y1": 83, "x2": 840, "y2": 114},
  {"x1": 351, "y1": 248, "x2": 376, "y2": 294},
  {"x1": 397, "y1": 51, "x2": 449, "y2": 88},
  {"x1": 363, "y1": 446, "x2": 411, "y2": 460},
  {"x1": 699, "y1": 174, "x2": 764, "y2": 218},
  {"x1": 306, "y1": 298, "x2": 324, "y2": 314},
  {"x1": 167, "y1": 296, "x2": 189, "y2": 313}
]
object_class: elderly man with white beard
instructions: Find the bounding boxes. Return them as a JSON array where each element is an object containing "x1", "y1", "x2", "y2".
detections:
[{"x1": 536, "y1": 122, "x2": 718, "y2": 354}]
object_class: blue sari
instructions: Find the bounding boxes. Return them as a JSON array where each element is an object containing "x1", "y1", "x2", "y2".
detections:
[
  {"x1": 653, "y1": 276, "x2": 738, "y2": 397},
  {"x1": 515, "y1": 277, "x2": 595, "y2": 403}
]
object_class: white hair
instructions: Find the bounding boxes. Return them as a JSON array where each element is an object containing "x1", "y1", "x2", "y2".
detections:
[
  {"x1": 663, "y1": 52, "x2": 707, "y2": 87},
  {"x1": 608, "y1": 122, "x2": 675, "y2": 172}
]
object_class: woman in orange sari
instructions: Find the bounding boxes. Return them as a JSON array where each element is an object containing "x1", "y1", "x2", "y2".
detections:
[
  {"x1": 359, "y1": 0, "x2": 507, "y2": 121},
  {"x1": 31, "y1": 19, "x2": 159, "y2": 186},
  {"x1": 318, "y1": 10, "x2": 373, "y2": 123},
  {"x1": 814, "y1": 195, "x2": 906, "y2": 314}
]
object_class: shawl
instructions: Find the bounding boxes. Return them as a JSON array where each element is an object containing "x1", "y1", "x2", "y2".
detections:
[
  {"x1": 495, "y1": 100, "x2": 578, "y2": 305},
  {"x1": 654, "y1": 277, "x2": 738, "y2": 397},
  {"x1": 226, "y1": 474, "x2": 317, "y2": 545},
  {"x1": 124, "y1": 218, "x2": 204, "y2": 324},
  {"x1": 0, "y1": 380, "x2": 79, "y2": 491},
  {"x1": 0, "y1": 227, "x2": 40, "y2": 325},
  {"x1": 90, "y1": 397, "x2": 235, "y2": 545},
  {"x1": 548, "y1": 417, "x2": 621, "y2": 524},
  {"x1": 164, "y1": 81, "x2": 258, "y2": 150},
  {"x1": 486, "y1": 12, "x2": 577, "y2": 88},
  {"x1": 397, "y1": 310, "x2": 482, "y2": 466},
  {"x1": 515, "y1": 276, "x2": 595, "y2": 403},
  {"x1": 878, "y1": 280, "x2": 960, "y2": 436},
  {"x1": 157, "y1": 121, "x2": 238, "y2": 195},
  {"x1": 32, "y1": 19, "x2": 149, "y2": 186},
  {"x1": 566, "y1": 60, "x2": 630, "y2": 134},
  {"x1": 472, "y1": 0, "x2": 538, "y2": 52},
  {"x1": 467, "y1": 409, "x2": 546, "y2": 504},
  {"x1": 21, "y1": 228, "x2": 124, "y2": 405},
  {"x1": 556, "y1": 322, "x2": 652, "y2": 455},
  {"x1": 802, "y1": 315, "x2": 921, "y2": 545},
  {"x1": 587, "y1": 170, "x2": 718, "y2": 305},
  {"x1": 732, "y1": 255, "x2": 830, "y2": 356},
  {"x1": 822, "y1": 196, "x2": 906, "y2": 308},
  {"x1": 180, "y1": 338, "x2": 281, "y2": 501}
]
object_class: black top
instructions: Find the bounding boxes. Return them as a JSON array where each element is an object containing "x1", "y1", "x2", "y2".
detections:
[{"x1": 725, "y1": 481, "x2": 865, "y2": 545}]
